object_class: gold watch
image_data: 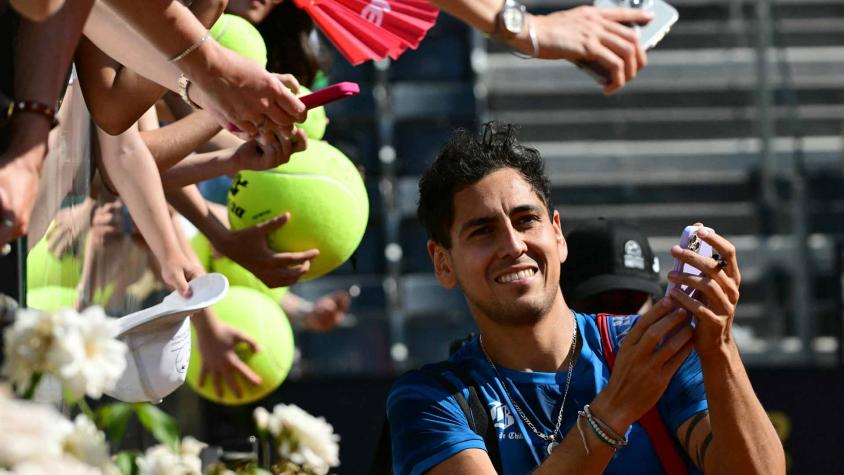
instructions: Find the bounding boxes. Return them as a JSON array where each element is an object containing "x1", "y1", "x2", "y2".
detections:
[{"x1": 177, "y1": 73, "x2": 202, "y2": 110}]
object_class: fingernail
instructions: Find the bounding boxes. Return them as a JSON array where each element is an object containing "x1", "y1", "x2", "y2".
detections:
[
  {"x1": 698, "y1": 227, "x2": 710, "y2": 237},
  {"x1": 670, "y1": 245, "x2": 683, "y2": 255}
]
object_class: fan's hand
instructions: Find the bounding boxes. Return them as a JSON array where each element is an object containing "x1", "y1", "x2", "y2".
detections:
[
  {"x1": 525, "y1": 7, "x2": 651, "y2": 94},
  {"x1": 193, "y1": 308, "x2": 263, "y2": 399},
  {"x1": 188, "y1": 46, "x2": 307, "y2": 137}
]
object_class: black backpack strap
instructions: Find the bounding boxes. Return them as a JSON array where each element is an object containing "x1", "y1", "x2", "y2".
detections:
[
  {"x1": 369, "y1": 366, "x2": 476, "y2": 475},
  {"x1": 439, "y1": 362, "x2": 503, "y2": 473},
  {"x1": 370, "y1": 415, "x2": 393, "y2": 475},
  {"x1": 371, "y1": 364, "x2": 503, "y2": 475}
]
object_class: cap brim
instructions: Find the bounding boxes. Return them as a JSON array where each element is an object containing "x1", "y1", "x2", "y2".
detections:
[{"x1": 567, "y1": 274, "x2": 663, "y2": 301}]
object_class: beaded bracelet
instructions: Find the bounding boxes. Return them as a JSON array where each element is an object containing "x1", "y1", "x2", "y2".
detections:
[
  {"x1": 578, "y1": 404, "x2": 629, "y2": 452},
  {"x1": 584, "y1": 404, "x2": 628, "y2": 442},
  {"x1": 5, "y1": 100, "x2": 59, "y2": 128}
]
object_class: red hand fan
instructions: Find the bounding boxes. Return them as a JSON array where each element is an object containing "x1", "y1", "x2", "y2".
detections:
[{"x1": 292, "y1": 0, "x2": 439, "y2": 66}]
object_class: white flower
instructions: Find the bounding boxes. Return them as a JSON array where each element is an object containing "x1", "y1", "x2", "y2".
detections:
[
  {"x1": 63, "y1": 415, "x2": 119, "y2": 474},
  {"x1": 2, "y1": 308, "x2": 80, "y2": 392},
  {"x1": 59, "y1": 307, "x2": 127, "y2": 399},
  {"x1": 136, "y1": 445, "x2": 182, "y2": 475},
  {"x1": 0, "y1": 396, "x2": 73, "y2": 467},
  {"x1": 1, "y1": 306, "x2": 127, "y2": 400},
  {"x1": 136, "y1": 438, "x2": 207, "y2": 475},
  {"x1": 253, "y1": 406, "x2": 270, "y2": 433},
  {"x1": 271, "y1": 404, "x2": 340, "y2": 474},
  {"x1": 12, "y1": 455, "x2": 101, "y2": 475},
  {"x1": 177, "y1": 437, "x2": 207, "y2": 474}
]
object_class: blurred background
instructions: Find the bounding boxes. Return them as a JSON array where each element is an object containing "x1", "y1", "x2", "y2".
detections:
[{"x1": 20, "y1": 0, "x2": 844, "y2": 472}]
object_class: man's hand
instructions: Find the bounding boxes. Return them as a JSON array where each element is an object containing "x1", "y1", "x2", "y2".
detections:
[
  {"x1": 237, "y1": 128, "x2": 308, "y2": 172},
  {"x1": 0, "y1": 114, "x2": 51, "y2": 247},
  {"x1": 528, "y1": 7, "x2": 652, "y2": 94},
  {"x1": 666, "y1": 224, "x2": 741, "y2": 358},
  {"x1": 192, "y1": 308, "x2": 263, "y2": 399},
  {"x1": 188, "y1": 47, "x2": 307, "y2": 138},
  {"x1": 217, "y1": 212, "x2": 319, "y2": 288},
  {"x1": 590, "y1": 299, "x2": 694, "y2": 433},
  {"x1": 0, "y1": 151, "x2": 43, "y2": 247},
  {"x1": 158, "y1": 249, "x2": 204, "y2": 298},
  {"x1": 303, "y1": 290, "x2": 351, "y2": 332},
  {"x1": 46, "y1": 197, "x2": 96, "y2": 256}
]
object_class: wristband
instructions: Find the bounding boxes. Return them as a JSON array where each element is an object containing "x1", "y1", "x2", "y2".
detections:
[{"x1": 5, "y1": 100, "x2": 59, "y2": 128}]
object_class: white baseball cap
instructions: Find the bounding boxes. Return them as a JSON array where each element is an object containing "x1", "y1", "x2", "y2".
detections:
[{"x1": 106, "y1": 273, "x2": 229, "y2": 403}]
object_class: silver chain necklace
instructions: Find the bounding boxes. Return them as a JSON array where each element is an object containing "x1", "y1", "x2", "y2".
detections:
[{"x1": 479, "y1": 314, "x2": 578, "y2": 456}]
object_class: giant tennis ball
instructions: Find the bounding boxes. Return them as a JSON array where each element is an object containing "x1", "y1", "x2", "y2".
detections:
[
  {"x1": 26, "y1": 238, "x2": 81, "y2": 289},
  {"x1": 27, "y1": 286, "x2": 78, "y2": 311},
  {"x1": 210, "y1": 14, "x2": 267, "y2": 68},
  {"x1": 187, "y1": 286, "x2": 294, "y2": 405},
  {"x1": 295, "y1": 86, "x2": 327, "y2": 140},
  {"x1": 190, "y1": 233, "x2": 288, "y2": 303},
  {"x1": 227, "y1": 140, "x2": 368, "y2": 280}
]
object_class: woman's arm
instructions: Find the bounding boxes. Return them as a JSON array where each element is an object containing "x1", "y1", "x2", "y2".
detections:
[{"x1": 86, "y1": 0, "x2": 306, "y2": 135}]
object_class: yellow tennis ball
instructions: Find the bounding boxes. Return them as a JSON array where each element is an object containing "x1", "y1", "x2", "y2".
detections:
[
  {"x1": 26, "y1": 238, "x2": 81, "y2": 289},
  {"x1": 210, "y1": 14, "x2": 267, "y2": 68},
  {"x1": 190, "y1": 233, "x2": 288, "y2": 303},
  {"x1": 186, "y1": 286, "x2": 294, "y2": 405},
  {"x1": 295, "y1": 86, "x2": 328, "y2": 140},
  {"x1": 27, "y1": 286, "x2": 78, "y2": 311},
  {"x1": 227, "y1": 140, "x2": 368, "y2": 281}
]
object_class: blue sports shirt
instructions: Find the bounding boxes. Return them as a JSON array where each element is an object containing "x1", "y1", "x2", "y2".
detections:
[{"x1": 387, "y1": 312, "x2": 707, "y2": 475}]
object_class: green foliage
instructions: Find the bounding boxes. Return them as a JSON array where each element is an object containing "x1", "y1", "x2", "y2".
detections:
[
  {"x1": 96, "y1": 402, "x2": 134, "y2": 445},
  {"x1": 133, "y1": 403, "x2": 180, "y2": 449},
  {"x1": 114, "y1": 450, "x2": 141, "y2": 475}
]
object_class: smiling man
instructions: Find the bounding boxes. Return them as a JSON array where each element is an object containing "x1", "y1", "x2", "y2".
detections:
[{"x1": 385, "y1": 123, "x2": 784, "y2": 475}]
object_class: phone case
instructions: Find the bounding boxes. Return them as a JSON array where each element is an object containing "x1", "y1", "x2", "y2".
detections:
[
  {"x1": 593, "y1": 0, "x2": 679, "y2": 50},
  {"x1": 300, "y1": 81, "x2": 360, "y2": 109},
  {"x1": 664, "y1": 225, "x2": 714, "y2": 298},
  {"x1": 579, "y1": 0, "x2": 679, "y2": 84}
]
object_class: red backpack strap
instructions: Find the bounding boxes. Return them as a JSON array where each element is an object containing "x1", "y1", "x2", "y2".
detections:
[{"x1": 596, "y1": 314, "x2": 689, "y2": 475}]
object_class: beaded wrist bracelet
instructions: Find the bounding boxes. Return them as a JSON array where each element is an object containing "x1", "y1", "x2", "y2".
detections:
[
  {"x1": 5, "y1": 100, "x2": 59, "y2": 128},
  {"x1": 578, "y1": 404, "x2": 629, "y2": 452}
]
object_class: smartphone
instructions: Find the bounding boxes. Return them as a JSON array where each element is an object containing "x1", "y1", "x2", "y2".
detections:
[
  {"x1": 577, "y1": 0, "x2": 679, "y2": 84},
  {"x1": 299, "y1": 81, "x2": 360, "y2": 109},
  {"x1": 225, "y1": 82, "x2": 360, "y2": 133},
  {"x1": 664, "y1": 225, "x2": 713, "y2": 299}
]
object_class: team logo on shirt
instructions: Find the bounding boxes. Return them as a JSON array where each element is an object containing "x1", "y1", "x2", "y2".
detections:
[{"x1": 489, "y1": 401, "x2": 515, "y2": 430}]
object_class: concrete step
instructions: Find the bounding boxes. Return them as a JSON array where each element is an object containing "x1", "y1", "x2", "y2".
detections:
[{"x1": 483, "y1": 47, "x2": 844, "y2": 95}]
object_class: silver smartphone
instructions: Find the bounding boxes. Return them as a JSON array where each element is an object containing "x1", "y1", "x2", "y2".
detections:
[{"x1": 578, "y1": 0, "x2": 679, "y2": 84}]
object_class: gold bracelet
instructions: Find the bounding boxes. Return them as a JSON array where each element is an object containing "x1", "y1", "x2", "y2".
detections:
[{"x1": 169, "y1": 29, "x2": 210, "y2": 63}]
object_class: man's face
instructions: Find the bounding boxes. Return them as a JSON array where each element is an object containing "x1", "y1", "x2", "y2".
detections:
[{"x1": 427, "y1": 168, "x2": 567, "y2": 326}]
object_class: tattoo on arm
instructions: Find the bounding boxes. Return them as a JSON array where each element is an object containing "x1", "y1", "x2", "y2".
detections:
[
  {"x1": 682, "y1": 410, "x2": 709, "y2": 453},
  {"x1": 696, "y1": 432, "x2": 713, "y2": 471}
]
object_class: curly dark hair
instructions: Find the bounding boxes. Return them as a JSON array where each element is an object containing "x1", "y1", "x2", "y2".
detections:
[{"x1": 417, "y1": 122, "x2": 553, "y2": 248}]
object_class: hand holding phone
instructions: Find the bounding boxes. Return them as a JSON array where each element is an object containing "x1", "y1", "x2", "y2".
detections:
[
  {"x1": 577, "y1": 0, "x2": 679, "y2": 85},
  {"x1": 664, "y1": 225, "x2": 714, "y2": 300},
  {"x1": 225, "y1": 82, "x2": 360, "y2": 133}
]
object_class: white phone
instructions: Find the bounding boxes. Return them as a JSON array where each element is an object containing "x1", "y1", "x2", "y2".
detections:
[
  {"x1": 664, "y1": 225, "x2": 713, "y2": 299},
  {"x1": 578, "y1": 0, "x2": 679, "y2": 84}
]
